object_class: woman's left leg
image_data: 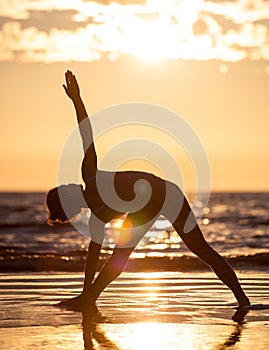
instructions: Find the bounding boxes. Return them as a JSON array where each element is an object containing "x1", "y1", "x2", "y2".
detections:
[
  {"x1": 177, "y1": 222, "x2": 250, "y2": 307},
  {"x1": 164, "y1": 183, "x2": 250, "y2": 308}
]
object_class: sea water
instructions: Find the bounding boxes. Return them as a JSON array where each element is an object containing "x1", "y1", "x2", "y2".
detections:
[{"x1": 0, "y1": 192, "x2": 268, "y2": 272}]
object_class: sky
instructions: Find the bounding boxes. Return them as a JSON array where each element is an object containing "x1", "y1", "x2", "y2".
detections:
[{"x1": 1, "y1": 0, "x2": 269, "y2": 192}]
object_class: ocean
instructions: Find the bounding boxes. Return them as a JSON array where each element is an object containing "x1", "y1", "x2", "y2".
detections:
[{"x1": 0, "y1": 192, "x2": 268, "y2": 273}]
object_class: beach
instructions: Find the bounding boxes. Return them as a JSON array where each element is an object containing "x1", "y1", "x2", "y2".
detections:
[
  {"x1": 0, "y1": 271, "x2": 269, "y2": 350},
  {"x1": 2, "y1": 0, "x2": 269, "y2": 346},
  {"x1": 0, "y1": 192, "x2": 269, "y2": 349}
]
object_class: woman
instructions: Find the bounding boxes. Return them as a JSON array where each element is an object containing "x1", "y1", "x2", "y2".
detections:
[{"x1": 46, "y1": 70, "x2": 250, "y2": 311}]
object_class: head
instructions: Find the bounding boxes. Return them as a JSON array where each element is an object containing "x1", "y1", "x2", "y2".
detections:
[{"x1": 46, "y1": 184, "x2": 84, "y2": 226}]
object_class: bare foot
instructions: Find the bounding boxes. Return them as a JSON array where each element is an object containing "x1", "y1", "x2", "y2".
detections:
[
  {"x1": 232, "y1": 297, "x2": 250, "y2": 324},
  {"x1": 57, "y1": 293, "x2": 96, "y2": 312},
  {"x1": 238, "y1": 297, "x2": 251, "y2": 309}
]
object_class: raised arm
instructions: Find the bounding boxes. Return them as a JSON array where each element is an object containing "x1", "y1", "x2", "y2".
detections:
[{"x1": 63, "y1": 70, "x2": 98, "y2": 178}]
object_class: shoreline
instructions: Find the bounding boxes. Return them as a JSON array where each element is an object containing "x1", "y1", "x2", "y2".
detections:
[{"x1": 1, "y1": 250, "x2": 268, "y2": 273}]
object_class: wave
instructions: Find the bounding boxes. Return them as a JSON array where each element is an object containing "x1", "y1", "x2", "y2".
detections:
[
  {"x1": 209, "y1": 216, "x2": 269, "y2": 227},
  {"x1": 0, "y1": 219, "x2": 72, "y2": 228},
  {"x1": 1, "y1": 217, "x2": 269, "y2": 230},
  {"x1": 0, "y1": 249, "x2": 268, "y2": 272}
]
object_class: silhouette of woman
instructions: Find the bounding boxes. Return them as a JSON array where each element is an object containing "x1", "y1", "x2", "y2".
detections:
[{"x1": 46, "y1": 70, "x2": 250, "y2": 312}]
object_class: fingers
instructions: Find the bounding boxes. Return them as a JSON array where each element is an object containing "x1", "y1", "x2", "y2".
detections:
[
  {"x1": 63, "y1": 70, "x2": 79, "y2": 99},
  {"x1": 64, "y1": 70, "x2": 71, "y2": 84},
  {"x1": 69, "y1": 72, "x2": 77, "y2": 85},
  {"x1": 65, "y1": 70, "x2": 70, "y2": 86},
  {"x1": 65, "y1": 69, "x2": 75, "y2": 78},
  {"x1": 65, "y1": 70, "x2": 78, "y2": 87}
]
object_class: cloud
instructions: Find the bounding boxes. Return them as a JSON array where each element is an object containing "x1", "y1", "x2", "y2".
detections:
[
  {"x1": 19, "y1": 10, "x2": 90, "y2": 32},
  {"x1": 0, "y1": 0, "x2": 145, "y2": 20},
  {"x1": 0, "y1": 0, "x2": 71, "y2": 20},
  {"x1": 0, "y1": 21, "x2": 101, "y2": 62},
  {"x1": 204, "y1": 0, "x2": 269, "y2": 23},
  {"x1": 1, "y1": 0, "x2": 269, "y2": 63}
]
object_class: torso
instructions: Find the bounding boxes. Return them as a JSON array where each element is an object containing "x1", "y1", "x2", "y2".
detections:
[{"x1": 83, "y1": 170, "x2": 166, "y2": 224}]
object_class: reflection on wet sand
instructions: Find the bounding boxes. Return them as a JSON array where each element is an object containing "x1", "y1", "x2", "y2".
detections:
[
  {"x1": 80, "y1": 307, "x2": 249, "y2": 350},
  {"x1": 215, "y1": 323, "x2": 244, "y2": 350},
  {"x1": 82, "y1": 308, "x2": 120, "y2": 350},
  {"x1": 215, "y1": 308, "x2": 249, "y2": 350}
]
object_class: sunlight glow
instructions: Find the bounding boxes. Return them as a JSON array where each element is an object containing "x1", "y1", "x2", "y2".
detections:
[
  {"x1": 123, "y1": 323, "x2": 169, "y2": 350},
  {"x1": 1, "y1": 0, "x2": 269, "y2": 63},
  {"x1": 120, "y1": 323, "x2": 196, "y2": 350}
]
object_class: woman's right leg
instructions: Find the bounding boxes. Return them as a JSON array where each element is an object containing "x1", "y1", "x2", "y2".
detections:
[
  {"x1": 88, "y1": 246, "x2": 135, "y2": 302},
  {"x1": 89, "y1": 213, "x2": 157, "y2": 302}
]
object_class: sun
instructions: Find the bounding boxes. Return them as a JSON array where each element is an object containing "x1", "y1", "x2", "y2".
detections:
[
  {"x1": 109, "y1": 2, "x2": 203, "y2": 62},
  {"x1": 118, "y1": 20, "x2": 168, "y2": 62}
]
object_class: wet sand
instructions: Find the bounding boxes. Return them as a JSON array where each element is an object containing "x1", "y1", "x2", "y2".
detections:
[{"x1": 0, "y1": 271, "x2": 268, "y2": 349}]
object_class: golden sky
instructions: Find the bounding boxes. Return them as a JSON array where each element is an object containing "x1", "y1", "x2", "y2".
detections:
[{"x1": 1, "y1": 0, "x2": 269, "y2": 192}]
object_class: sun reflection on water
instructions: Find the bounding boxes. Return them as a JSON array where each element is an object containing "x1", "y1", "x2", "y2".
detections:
[
  {"x1": 110, "y1": 322, "x2": 214, "y2": 350},
  {"x1": 122, "y1": 323, "x2": 173, "y2": 350},
  {"x1": 102, "y1": 322, "x2": 243, "y2": 350}
]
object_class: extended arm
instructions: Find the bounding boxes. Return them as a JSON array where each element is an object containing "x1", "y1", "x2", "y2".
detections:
[{"x1": 63, "y1": 70, "x2": 98, "y2": 178}]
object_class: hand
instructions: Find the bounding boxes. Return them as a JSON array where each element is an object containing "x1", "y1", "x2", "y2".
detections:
[{"x1": 63, "y1": 70, "x2": 80, "y2": 100}]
